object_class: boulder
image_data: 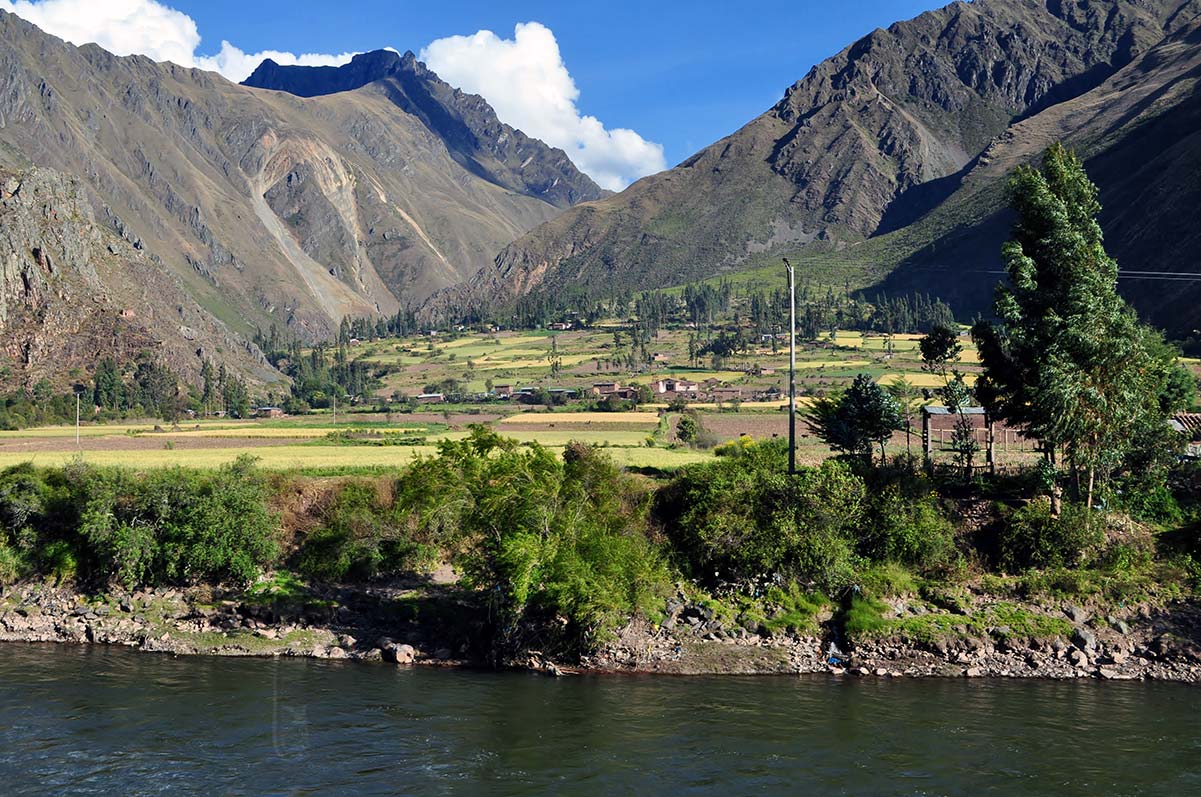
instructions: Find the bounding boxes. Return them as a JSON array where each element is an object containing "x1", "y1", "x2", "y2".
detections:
[
  {"x1": 381, "y1": 642, "x2": 416, "y2": 665},
  {"x1": 1072, "y1": 627, "x2": 1097, "y2": 651}
]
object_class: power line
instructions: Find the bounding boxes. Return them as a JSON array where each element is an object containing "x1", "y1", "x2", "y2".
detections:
[{"x1": 893, "y1": 266, "x2": 1201, "y2": 282}]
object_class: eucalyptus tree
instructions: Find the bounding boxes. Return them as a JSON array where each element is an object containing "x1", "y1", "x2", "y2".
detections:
[{"x1": 972, "y1": 144, "x2": 1182, "y2": 511}]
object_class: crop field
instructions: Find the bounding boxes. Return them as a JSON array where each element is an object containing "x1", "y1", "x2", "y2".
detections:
[
  {"x1": 6, "y1": 325, "x2": 1142, "y2": 475},
  {"x1": 349, "y1": 325, "x2": 984, "y2": 403}
]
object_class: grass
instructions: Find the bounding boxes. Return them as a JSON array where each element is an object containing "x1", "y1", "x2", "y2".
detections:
[
  {"x1": 845, "y1": 593, "x2": 1073, "y2": 644},
  {"x1": 498, "y1": 411, "x2": 660, "y2": 426},
  {"x1": 0, "y1": 439, "x2": 712, "y2": 472}
]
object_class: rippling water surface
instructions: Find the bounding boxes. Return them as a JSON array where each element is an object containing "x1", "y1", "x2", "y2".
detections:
[{"x1": 0, "y1": 644, "x2": 1198, "y2": 795}]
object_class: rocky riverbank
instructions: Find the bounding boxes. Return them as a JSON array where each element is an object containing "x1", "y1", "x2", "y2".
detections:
[
  {"x1": 586, "y1": 589, "x2": 1201, "y2": 682},
  {"x1": 3, "y1": 581, "x2": 1201, "y2": 682},
  {"x1": 0, "y1": 582, "x2": 475, "y2": 666}
]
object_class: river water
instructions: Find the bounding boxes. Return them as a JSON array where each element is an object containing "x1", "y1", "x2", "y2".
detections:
[{"x1": 0, "y1": 644, "x2": 1197, "y2": 796}]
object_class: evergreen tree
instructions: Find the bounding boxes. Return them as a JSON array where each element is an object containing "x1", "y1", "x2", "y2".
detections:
[
  {"x1": 805, "y1": 374, "x2": 902, "y2": 466},
  {"x1": 972, "y1": 144, "x2": 1179, "y2": 510}
]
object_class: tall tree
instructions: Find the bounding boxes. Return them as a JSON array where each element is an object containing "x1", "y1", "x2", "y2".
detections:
[{"x1": 972, "y1": 143, "x2": 1178, "y2": 511}]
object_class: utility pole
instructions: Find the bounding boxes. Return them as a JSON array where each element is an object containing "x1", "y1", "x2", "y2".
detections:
[
  {"x1": 784, "y1": 257, "x2": 797, "y2": 475},
  {"x1": 332, "y1": 395, "x2": 337, "y2": 426},
  {"x1": 75, "y1": 391, "x2": 81, "y2": 448}
]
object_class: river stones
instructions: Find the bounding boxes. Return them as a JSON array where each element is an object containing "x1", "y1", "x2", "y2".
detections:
[{"x1": 378, "y1": 640, "x2": 416, "y2": 665}]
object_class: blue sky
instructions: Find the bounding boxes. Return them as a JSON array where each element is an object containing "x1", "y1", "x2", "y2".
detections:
[
  {"x1": 1, "y1": 0, "x2": 947, "y2": 186},
  {"x1": 174, "y1": 0, "x2": 945, "y2": 163}
]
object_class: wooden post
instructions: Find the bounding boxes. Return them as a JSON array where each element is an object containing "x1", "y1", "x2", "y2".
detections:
[
  {"x1": 987, "y1": 415, "x2": 996, "y2": 475},
  {"x1": 923, "y1": 409, "x2": 932, "y2": 462}
]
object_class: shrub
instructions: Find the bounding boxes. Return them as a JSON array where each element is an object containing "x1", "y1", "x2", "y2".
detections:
[
  {"x1": 1117, "y1": 478, "x2": 1183, "y2": 526},
  {"x1": 998, "y1": 500, "x2": 1103, "y2": 572},
  {"x1": 77, "y1": 457, "x2": 279, "y2": 588},
  {"x1": 862, "y1": 485, "x2": 955, "y2": 568},
  {"x1": 295, "y1": 479, "x2": 439, "y2": 582},
  {"x1": 657, "y1": 443, "x2": 866, "y2": 590}
]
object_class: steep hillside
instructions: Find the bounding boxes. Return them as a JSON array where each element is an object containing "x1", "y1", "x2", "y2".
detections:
[
  {"x1": 0, "y1": 166, "x2": 278, "y2": 390},
  {"x1": 243, "y1": 50, "x2": 604, "y2": 209},
  {"x1": 867, "y1": 16, "x2": 1201, "y2": 334},
  {"x1": 455, "y1": 0, "x2": 1201, "y2": 312},
  {"x1": 0, "y1": 11, "x2": 591, "y2": 344}
]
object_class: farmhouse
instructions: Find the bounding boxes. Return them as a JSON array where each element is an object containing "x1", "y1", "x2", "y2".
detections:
[
  {"x1": 493, "y1": 384, "x2": 513, "y2": 398},
  {"x1": 654, "y1": 378, "x2": 699, "y2": 395},
  {"x1": 592, "y1": 381, "x2": 620, "y2": 396},
  {"x1": 416, "y1": 393, "x2": 446, "y2": 404},
  {"x1": 254, "y1": 406, "x2": 285, "y2": 418}
]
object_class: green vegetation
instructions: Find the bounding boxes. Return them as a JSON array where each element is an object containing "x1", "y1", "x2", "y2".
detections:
[
  {"x1": 973, "y1": 144, "x2": 1192, "y2": 511},
  {"x1": 1, "y1": 146, "x2": 1199, "y2": 668},
  {"x1": 0, "y1": 456, "x2": 278, "y2": 589}
]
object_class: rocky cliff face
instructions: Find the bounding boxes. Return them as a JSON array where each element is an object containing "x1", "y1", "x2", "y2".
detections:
[
  {"x1": 459, "y1": 0, "x2": 1201, "y2": 308},
  {"x1": 0, "y1": 10, "x2": 590, "y2": 347},
  {"x1": 0, "y1": 167, "x2": 276, "y2": 389},
  {"x1": 244, "y1": 50, "x2": 605, "y2": 209},
  {"x1": 868, "y1": 15, "x2": 1201, "y2": 335}
]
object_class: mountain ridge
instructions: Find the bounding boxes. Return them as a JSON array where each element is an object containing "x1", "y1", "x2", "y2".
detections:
[
  {"x1": 0, "y1": 9, "x2": 603, "y2": 385},
  {"x1": 242, "y1": 50, "x2": 606, "y2": 209},
  {"x1": 446, "y1": 0, "x2": 1201, "y2": 320}
]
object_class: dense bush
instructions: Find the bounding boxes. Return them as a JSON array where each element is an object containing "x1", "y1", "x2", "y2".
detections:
[
  {"x1": 292, "y1": 429, "x2": 671, "y2": 653},
  {"x1": 860, "y1": 471, "x2": 955, "y2": 569},
  {"x1": 296, "y1": 480, "x2": 439, "y2": 582},
  {"x1": 998, "y1": 500, "x2": 1104, "y2": 572},
  {"x1": 439, "y1": 432, "x2": 672, "y2": 653},
  {"x1": 0, "y1": 457, "x2": 279, "y2": 589},
  {"x1": 1116, "y1": 476, "x2": 1183, "y2": 526},
  {"x1": 657, "y1": 439, "x2": 867, "y2": 590}
]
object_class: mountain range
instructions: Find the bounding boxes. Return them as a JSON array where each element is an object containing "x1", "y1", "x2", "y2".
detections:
[
  {"x1": 2, "y1": 0, "x2": 1200, "y2": 390},
  {"x1": 0, "y1": 10, "x2": 599, "y2": 387},
  {"x1": 463, "y1": 0, "x2": 1201, "y2": 334}
]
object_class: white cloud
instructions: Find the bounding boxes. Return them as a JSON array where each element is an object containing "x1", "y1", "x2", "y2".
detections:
[
  {"x1": 0, "y1": 0, "x2": 201, "y2": 65},
  {"x1": 421, "y1": 22, "x2": 665, "y2": 190},
  {"x1": 0, "y1": 0, "x2": 354, "y2": 82},
  {"x1": 0, "y1": 3, "x2": 663, "y2": 188}
]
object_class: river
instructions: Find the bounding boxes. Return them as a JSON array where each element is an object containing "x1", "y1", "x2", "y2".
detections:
[{"x1": 0, "y1": 644, "x2": 1197, "y2": 795}]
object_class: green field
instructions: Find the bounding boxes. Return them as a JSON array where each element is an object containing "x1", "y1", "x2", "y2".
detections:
[
  {"x1": 348, "y1": 325, "x2": 981, "y2": 403},
  {"x1": 0, "y1": 327, "x2": 1044, "y2": 474}
]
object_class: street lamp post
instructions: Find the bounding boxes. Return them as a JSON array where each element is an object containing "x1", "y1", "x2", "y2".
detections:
[{"x1": 783, "y1": 258, "x2": 797, "y2": 475}]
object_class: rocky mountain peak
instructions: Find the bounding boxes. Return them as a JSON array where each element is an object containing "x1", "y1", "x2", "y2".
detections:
[{"x1": 242, "y1": 49, "x2": 604, "y2": 209}]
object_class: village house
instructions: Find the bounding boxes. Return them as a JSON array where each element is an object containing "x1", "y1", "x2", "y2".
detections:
[
  {"x1": 416, "y1": 392, "x2": 446, "y2": 404},
  {"x1": 592, "y1": 381, "x2": 620, "y2": 396},
  {"x1": 493, "y1": 384, "x2": 513, "y2": 399},
  {"x1": 1171, "y1": 413, "x2": 1201, "y2": 458},
  {"x1": 547, "y1": 321, "x2": 573, "y2": 331},
  {"x1": 654, "y1": 378, "x2": 699, "y2": 395},
  {"x1": 254, "y1": 406, "x2": 285, "y2": 419}
]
